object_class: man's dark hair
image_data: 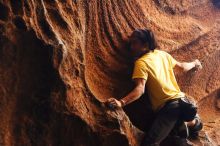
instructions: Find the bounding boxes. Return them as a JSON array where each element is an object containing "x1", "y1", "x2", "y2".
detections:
[{"x1": 130, "y1": 29, "x2": 157, "y2": 50}]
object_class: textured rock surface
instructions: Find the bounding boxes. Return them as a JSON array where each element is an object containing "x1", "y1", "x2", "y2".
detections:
[{"x1": 0, "y1": 0, "x2": 219, "y2": 146}]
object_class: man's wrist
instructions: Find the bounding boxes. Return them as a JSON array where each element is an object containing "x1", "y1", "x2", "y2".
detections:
[
  {"x1": 120, "y1": 99, "x2": 126, "y2": 107},
  {"x1": 193, "y1": 60, "x2": 197, "y2": 68}
]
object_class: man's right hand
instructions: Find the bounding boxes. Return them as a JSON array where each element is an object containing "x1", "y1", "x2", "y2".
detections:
[
  {"x1": 194, "y1": 59, "x2": 202, "y2": 70},
  {"x1": 176, "y1": 59, "x2": 203, "y2": 72}
]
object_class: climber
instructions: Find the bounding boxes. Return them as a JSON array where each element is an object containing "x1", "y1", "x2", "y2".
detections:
[{"x1": 105, "y1": 29, "x2": 203, "y2": 146}]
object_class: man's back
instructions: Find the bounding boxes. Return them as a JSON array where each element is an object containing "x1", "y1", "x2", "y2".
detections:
[{"x1": 132, "y1": 49, "x2": 185, "y2": 111}]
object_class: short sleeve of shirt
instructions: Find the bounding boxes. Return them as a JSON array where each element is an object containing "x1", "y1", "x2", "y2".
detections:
[
  {"x1": 132, "y1": 60, "x2": 148, "y2": 80},
  {"x1": 166, "y1": 52, "x2": 177, "y2": 68}
]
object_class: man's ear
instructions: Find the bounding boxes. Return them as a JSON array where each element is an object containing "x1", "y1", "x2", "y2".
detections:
[{"x1": 144, "y1": 43, "x2": 149, "y2": 49}]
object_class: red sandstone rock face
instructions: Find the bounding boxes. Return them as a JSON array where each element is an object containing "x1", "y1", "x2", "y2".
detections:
[{"x1": 0, "y1": 0, "x2": 219, "y2": 146}]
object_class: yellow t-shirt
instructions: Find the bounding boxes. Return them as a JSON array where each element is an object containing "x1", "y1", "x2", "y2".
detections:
[{"x1": 132, "y1": 49, "x2": 185, "y2": 111}]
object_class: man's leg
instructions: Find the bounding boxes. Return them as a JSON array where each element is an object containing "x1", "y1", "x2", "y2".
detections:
[
  {"x1": 141, "y1": 101, "x2": 181, "y2": 146},
  {"x1": 187, "y1": 114, "x2": 203, "y2": 138}
]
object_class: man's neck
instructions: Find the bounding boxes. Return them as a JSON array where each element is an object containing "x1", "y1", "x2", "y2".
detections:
[
  {"x1": 134, "y1": 50, "x2": 152, "y2": 61},
  {"x1": 140, "y1": 49, "x2": 153, "y2": 57}
]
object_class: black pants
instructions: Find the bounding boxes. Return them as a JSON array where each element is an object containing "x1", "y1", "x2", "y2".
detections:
[{"x1": 141, "y1": 99, "x2": 182, "y2": 146}]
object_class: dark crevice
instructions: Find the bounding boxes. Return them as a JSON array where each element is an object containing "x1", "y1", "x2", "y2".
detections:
[
  {"x1": 10, "y1": 0, "x2": 23, "y2": 15},
  {"x1": 0, "y1": 23, "x2": 5, "y2": 33},
  {"x1": 8, "y1": 26, "x2": 98, "y2": 146},
  {"x1": 0, "y1": 3, "x2": 10, "y2": 21},
  {"x1": 54, "y1": 114, "x2": 101, "y2": 146},
  {"x1": 124, "y1": 93, "x2": 155, "y2": 132},
  {"x1": 11, "y1": 28, "x2": 60, "y2": 145},
  {"x1": 47, "y1": 9, "x2": 68, "y2": 30},
  {"x1": 13, "y1": 16, "x2": 27, "y2": 30},
  {"x1": 36, "y1": 6, "x2": 56, "y2": 41},
  {"x1": 212, "y1": 0, "x2": 220, "y2": 8},
  {"x1": 24, "y1": 0, "x2": 31, "y2": 17},
  {"x1": 0, "y1": 35, "x2": 17, "y2": 67}
]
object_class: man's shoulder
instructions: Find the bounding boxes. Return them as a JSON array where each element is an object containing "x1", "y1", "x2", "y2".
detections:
[
  {"x1": 134, "y1": 57, "x2": 151, "y2": 71},
  {"x1": 156, "y1": 49, "x2": 168, "y2": 55},
  {"x1": 135, "y1": 58, "x2": 146, "y2": 65},
  {"x1": 156, "y1": 50, "x2": 173, "y2": 59}
]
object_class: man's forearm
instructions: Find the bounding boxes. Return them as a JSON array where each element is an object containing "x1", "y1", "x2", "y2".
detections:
[
  {"x1": 180, "y1": 61, "x2": 196, "y2": 72},
  {"x1": 177, "y1": 59, "x2": 202, "y2": 72},
  {"x1": 120, "y1": 86, "x2": 144, "y2": 106}
]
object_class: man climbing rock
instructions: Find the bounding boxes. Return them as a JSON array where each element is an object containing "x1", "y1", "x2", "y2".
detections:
[{"x1": 105, "y1": 29, "x2": 203, "y2": 146}]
